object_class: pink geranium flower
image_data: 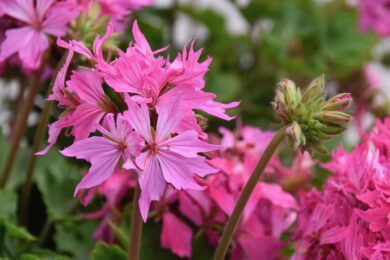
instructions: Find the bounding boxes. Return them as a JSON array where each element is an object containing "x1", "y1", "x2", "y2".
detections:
[
  {"x1": 61, "y1": 114, "x2": 143, "y2": 195},
  {"x1": 124, "y1": 96, "x2": 221, "y2": 221},
  {"x1": 0, "y1": 0, "x2": 77, "y2": 69}
]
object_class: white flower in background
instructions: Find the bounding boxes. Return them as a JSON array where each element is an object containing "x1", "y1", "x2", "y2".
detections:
[{"x1": 0, "y1": 79, "x2": 19, "y2": 135}]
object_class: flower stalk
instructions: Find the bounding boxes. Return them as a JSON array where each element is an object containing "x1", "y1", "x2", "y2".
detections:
[
  {"x1": 128, "y1": 183, "x2": 143, "y2": 260},
  {"x1": 213, "y1": 126, "x2": 287, "y2": 260},
  {"x1": 0, "y1": 61, "x2": 45, "y2": 188}
]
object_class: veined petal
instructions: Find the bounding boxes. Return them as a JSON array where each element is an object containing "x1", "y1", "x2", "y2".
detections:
[
  {"x1": 0, "y1": 27, "x2": 32, "y2": 62},
  {"x1": 74, "y1": 151, "x2": 121, "y2": 195},
  {"x1": 0, "y1": 0, "x2": 35, "y2": 23},
  {"x1": 157, "y1": 150, "x2": 204, "y2": 190},
  {"x1": 64, "y1": 103, "x2": 105, "y2": 141},
  {"x1": 138, "y1": 156, "x2": 166, "y2": 221},
  {"x1": 67, "y1": 70, "x2": 104, "y2": 103},
  {"x1": 61, "y1": 136, "x2": 118, "y2": 161},
  {"x1": 155, "y1": 95, "x2": 183, "y2": 142},
  {"x1": 160, "y1": 130, "x2": 222, "y2": 158},
  {"x1": 184, "y1": 156, "x2": 219, "y2": 177},
  {"x1": 124, "y1": 96, "x2": 153, "y2": 144},
  {"x1": 18, "y1": 29, "x2": 49, "y2": 69},
  {"x1": 36, "y1": 0, "x2": 54, "y2": 21}
]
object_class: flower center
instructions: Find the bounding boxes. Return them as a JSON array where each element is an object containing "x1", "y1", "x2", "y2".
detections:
[{"x1": 150, "y1": 143, "x2": 158, "y2": 155}]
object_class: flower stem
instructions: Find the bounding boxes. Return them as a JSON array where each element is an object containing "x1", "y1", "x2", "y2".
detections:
[
  {"x1": 128, "y1": 183, "x2": 143, "y2": 260},
  {"x1": 19, "y1": 52, "x2": 68, "y2": 225},
  {"x1": 212, "y1": 126, "x2": 287, "y2": 260},
  {"x1": 0, "y1": 63, "x2": 45, "y2": 188}
]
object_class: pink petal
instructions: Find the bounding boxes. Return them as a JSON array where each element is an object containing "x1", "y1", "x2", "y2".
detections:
[
  {"x1": 35, "y1": 119, "x2": 63, "y2": 155},
  {"x1": 0, "y1": 27, "x2": 32, "y2": 62},
  {"x1": 160, "y1": 130, "x2": 221, "y2": 158},
  {"x1": 64, "y1": 103, "x2": 105, "y2": 141},
  {"x1": 124, "y1": 96, "x2": 153, "y2": 144},
  {"x1": 93, "y1": 22, "x2": 114, "y2": 65},
  {"x1": 155, "y1": 95, "x2": 183, "y2": 142},
  {"x1": 61, "y1": 137, "x2": 122, "y2": 195},
  {"x1": 42, "y1": 3, "x2": 77, "y2": 36},
  {"x1": 178, "y1": 192, "x2": 203, "y2": 226},
  {"x1": 68, "y1": 70, "x2": 104, "y2": 103},
  {"x1": 208, "y1": 179, "x2": 235, "y2": 216},
  {"x1": 138, "y1": 156, "x2": 166, "y2": 221},
  {"x1": 157, "y1": 151, "x2": 205, "y2": 190},
  {"x1": 320, "y1": 226, "x2": 348, "y2": 245},
  {"x1": 49, "y1": 40, "x2": 74, "y2": 101},
  {"x1": 183, "y1": 156, "x2": 219, "y2": 177},
  {"x1": 36, "y1": 0, "x2": 54, "y2": 20},
  {"x1": 61, "y1": 136, "x2": 118, "y2": 161},
  {"x1": 161, "y1": 212, "x2": 193, "y2": 258},
  {"x1": 132, "y1": 20, "x2": 152, "y2": 55},
  {"x1": 0, "y1": 0, "x2": 35, "y2": 23},
  {"x1": 18, "y1": 29, "x2": 49, "y2": 69},
  {"x1": 199, "y1": 100, "x2": 240, "y2": 121}
]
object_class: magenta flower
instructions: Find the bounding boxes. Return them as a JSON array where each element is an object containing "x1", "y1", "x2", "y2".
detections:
[
  {"x1": 124, "y1": 96, "x2": 221, "y2": 221},
  {"x1": 161, "y1": 212, "x2": 193, "y2": 258},
  {"x1": 61, "y1": 114, "x2": 143, "y2": 195},
  {"x1": 358, "y1": 0, "x2": 390, "y2": 37},
  {"x1": 0, "y1": 0, "x2": 77, "y2": 69}
]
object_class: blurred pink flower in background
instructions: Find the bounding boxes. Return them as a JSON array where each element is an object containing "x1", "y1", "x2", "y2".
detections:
[
  {"x1": 0, "y1": 0, "x2": 77, "y2": 69},
  {"x1": 358, "y1": 0, "x2": 390, "y2": 37}
]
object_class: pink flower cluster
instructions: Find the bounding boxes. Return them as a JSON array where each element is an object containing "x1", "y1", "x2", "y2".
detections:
[
  {"x1": 293, "y1": 118, "x2": 390, "y2": 259},
  {"x1": 40, "y1": 20, "x2": 239, "y2": 221},
  {"x1": 0, "y1": 0, "x2": 153, "y2": 71},
  {"x1": 84, "y1": 124, "x2": 301, "y2": 259},
  {"x1": 358, "y1": 0, "x2": 390, "y2": 37}
]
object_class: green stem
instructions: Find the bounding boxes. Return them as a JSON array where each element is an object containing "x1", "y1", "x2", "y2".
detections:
[
  {"x1": 213, "y1": 126, "x2": 287, "y2": 260},
  {"x1": 19, "y1": 52, "x2": 68, "y2": 225},
  {"x1": 0, "y1": 63, "x2": 45, "y2": 189},
  {"x1": 128, "y1": 183, "x2": 143, "y2": 260}
]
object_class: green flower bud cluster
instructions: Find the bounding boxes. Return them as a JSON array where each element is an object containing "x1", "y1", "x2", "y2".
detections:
[{"x1": 272, "y1": 75, "x2": 352, "y2": 155}]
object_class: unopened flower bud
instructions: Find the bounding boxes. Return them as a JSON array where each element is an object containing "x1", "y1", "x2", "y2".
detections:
[
  {"x1": 323, "y1": 93, "x2": 352, "y2": 111},
  {"x1": 315, "y1": 111, "x2": 352, "y2": 125},
  {"x1": 286, "y1": 122, "x2": 305, "y2": 149},
  {"x1": 302, "y1": 74, "x2": 325, "y2": 104}
]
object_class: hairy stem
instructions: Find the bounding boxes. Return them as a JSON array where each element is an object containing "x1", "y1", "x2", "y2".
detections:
[
  {"x1": 128, "y1": 183, "x2": 143, "y2": 260},
  {"x1": 0, "y1": 63, "x2": 45, "y2": 188},
  {"x1": 213, "y1": 126, "x2": 287, "y2": 260}
]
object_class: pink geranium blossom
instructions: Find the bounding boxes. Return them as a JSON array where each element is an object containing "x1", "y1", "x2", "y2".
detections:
[
  {"x1": 61, "y1": 114, "x2": 143, "y2": 195},
  {"x1": 0, "y1": 0, "x2": 77, "y2": 69},
  {"x1": 124, "y1": 96, "x2": 221, "y2": 221}
]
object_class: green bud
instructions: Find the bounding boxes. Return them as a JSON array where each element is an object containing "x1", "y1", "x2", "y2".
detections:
[
  {"x1": 286, "y1": 122, "x2": 305, "y2": 149},
  {"x1": 315, "y1": 111, "x2": 352, "y2": 125},
  {"x1": 323, "y1": 93, "x2": 353, "y2": 111},
  {"x1": 302, "y1": 74, "x2": 325, "y2": 104}
]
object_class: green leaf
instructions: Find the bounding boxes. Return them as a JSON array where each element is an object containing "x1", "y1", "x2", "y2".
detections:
[
  {"x1": 108, "y1": 221, "x2": 129, "y2": 250},
  {"x1": 20, "y1": 254, "x2": 40, "y2": 260},
  {"x1": 2, "y1": 221, "x2": 35, "y2": 242},
  {"x1": 35, "y1": 150, "x2": 81, "y2": 219},
  {"x1": 55, "y1": 219, "x2": 97, "y2": 260},
  {"x1": 0, "y1": 190, "x2": 17, "y2": 221},
  {"x1": 91, "y1": 242, "x2": 126, "y2": 260}
]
